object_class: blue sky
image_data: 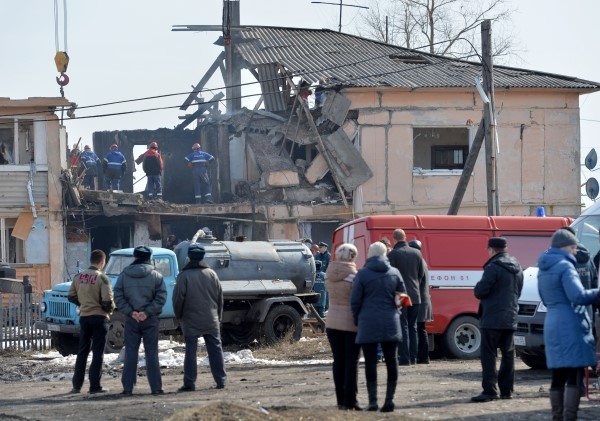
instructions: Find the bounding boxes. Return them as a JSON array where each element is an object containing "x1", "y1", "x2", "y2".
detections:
[{"x1": 2, "y1": 0, "x2": 599, "y2": 205}]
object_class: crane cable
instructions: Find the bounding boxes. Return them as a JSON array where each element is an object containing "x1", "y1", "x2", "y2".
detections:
[{"x1": 53, "y1": 0, "x2": 70, "y2": 96}]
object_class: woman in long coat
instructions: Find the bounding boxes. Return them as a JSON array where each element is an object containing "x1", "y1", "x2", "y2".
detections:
[
  {"x1": 537, "y1": 229, "x2": 599, "y2": 421},
  {"x1": 351, "y1": 242, "x2": 406, "y2": 413},
  {"x1": 325, "y1": 243, "x2": 361, "y2": 410}
]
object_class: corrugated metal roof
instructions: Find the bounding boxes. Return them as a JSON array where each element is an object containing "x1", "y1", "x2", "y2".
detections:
[{"x1": 230, "y1": 27, "x2": 600, "y2": 91}]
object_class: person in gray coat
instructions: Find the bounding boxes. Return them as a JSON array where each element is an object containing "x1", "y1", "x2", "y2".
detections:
[
  {"x1": 173, "y1": 243, "x2": 227, "y2": 391},
  {"x1": 114, "y1": 246, "x2": 167, "y2": 396},
  {"x1": 351, "y1": 242, "x2": 406, "y2": 413},
  {"x1": 408, "y1": 240, "x2": 433, "y2": 364}
]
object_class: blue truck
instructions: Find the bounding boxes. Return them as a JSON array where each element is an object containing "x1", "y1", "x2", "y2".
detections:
[{"x1": 35, "y1": 236, "x2": 319, "y2": 356}]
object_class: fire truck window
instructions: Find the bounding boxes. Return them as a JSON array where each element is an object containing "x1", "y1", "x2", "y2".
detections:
[
  {"x1": 500, "y1": 235, "x2": 553, "y2": 268},
  {"x1": 424, "y1": 234, "x2": 489, "y2": 269}
]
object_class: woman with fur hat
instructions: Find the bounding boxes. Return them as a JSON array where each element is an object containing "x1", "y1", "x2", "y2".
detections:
[{"x1": 538, "y1": 229, "x2": 600, "y2": 421}]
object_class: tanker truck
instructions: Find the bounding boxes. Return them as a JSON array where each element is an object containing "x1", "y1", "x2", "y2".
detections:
[{"x1": 35, "y1": 233, "x2": 319, "y2": 356}]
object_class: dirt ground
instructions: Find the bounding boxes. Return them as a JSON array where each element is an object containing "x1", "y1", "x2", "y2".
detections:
[{"x1": 0, "y1": 334, "x2": 599, "y2": 421}]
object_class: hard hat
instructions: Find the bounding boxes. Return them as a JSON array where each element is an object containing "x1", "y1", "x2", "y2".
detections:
[
  {"x1": 110, "y1": 144, "x2": 118, "y2": 150},
  {"x1": 192, "y1": 143, "x2": 201, "y2": 150},
  {"x1": 149, "y1": 141, "x2": 158, "y2": 149},
  {"x1": 84, "y1": 145, "x2": 91, "y2": 150}
]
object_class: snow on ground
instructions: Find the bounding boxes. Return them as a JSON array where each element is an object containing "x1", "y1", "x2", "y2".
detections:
[{"x1": 28, "y1": 337, "x2": 333, "y2": 382}]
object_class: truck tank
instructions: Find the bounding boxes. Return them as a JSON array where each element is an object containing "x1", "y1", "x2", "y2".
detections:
[{"x1": 174, "y1": 239, "x2": 316, "y2": 295}]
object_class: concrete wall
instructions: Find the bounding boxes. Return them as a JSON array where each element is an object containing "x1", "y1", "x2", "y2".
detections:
[{"x1": 344, "y1": 88, "x2": 583, "y2": 218}]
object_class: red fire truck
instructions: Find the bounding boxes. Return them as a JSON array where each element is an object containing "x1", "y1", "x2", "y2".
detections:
[{"x1": 331, "y1": 215, "x2": 571, "y2": 359}]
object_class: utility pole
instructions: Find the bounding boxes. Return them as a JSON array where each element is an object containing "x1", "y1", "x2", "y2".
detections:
[
  {"x1": 481, "y1": 20, "x2": 500, "y2": 216},
  {"x1": 224, "y1": 0, "x2": 241, "y2": 113},
  {"x1": 311, "y1": 1, "x2": 368, "y2": 32}
]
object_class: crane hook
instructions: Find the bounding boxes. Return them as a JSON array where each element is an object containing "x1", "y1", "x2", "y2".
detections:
[{"x1": 56, "y1": 72, "x2": 70, "y2": 86}]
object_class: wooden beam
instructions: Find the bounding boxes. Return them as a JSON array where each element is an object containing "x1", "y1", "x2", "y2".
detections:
[
  {"x1": 447, "y1": 120, "x2": 484, "y2": 215},
  {"x1": 180, "y1": 51, "x2": 226, "y2": 110}
]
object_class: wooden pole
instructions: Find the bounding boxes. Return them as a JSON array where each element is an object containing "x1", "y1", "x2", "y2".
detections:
[
  {"x1": 447, "y1": 120, "x2": 485, "y2": 215},
  {"x1": 481, "y1": 20, "x2": 499, "y2": 216},
  {"x1": 224, "y1": 1, "x2": 241, "y2": 112}
]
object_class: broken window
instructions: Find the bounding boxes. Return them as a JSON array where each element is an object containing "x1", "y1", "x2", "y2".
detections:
[
  {"x1": 0, "y1": 218, "x2": 25, "y2": 263},
  {"x1": 0, "y1": 119, "x2": 36, "y2": 165},
  {"x1": 413, "y1": 127, "x2": 469, "y2": 171}
]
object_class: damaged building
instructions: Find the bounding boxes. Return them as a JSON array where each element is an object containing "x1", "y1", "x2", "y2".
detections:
[{"x1": 58, "y1": 25, "x2": 600, "y2": 281}]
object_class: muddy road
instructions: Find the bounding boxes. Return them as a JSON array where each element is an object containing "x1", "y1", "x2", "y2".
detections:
[{"x1": 0, "y1": 336, "x2": 598, "y2": 420}]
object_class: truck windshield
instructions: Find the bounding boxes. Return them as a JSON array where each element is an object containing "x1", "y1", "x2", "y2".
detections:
[
  {"x1": 105, "y1": 256, "x2": 135, "y2": 276},
  {"x1": 105, "y1": 255, "x2": 173, "y2": 277},
  {"x1": 571, "y1": 215, "x2": 600, "y2": 258}
]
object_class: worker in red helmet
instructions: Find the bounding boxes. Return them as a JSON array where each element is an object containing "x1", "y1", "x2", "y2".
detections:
[
  {"x1": 135, "y1": 140, "x2": 163, "y2": 201},
  {"x1": 185, "y1": 142, "x2": 215, "y2": 204},
  {"x1": 102, "y1": 144, "x2": 127, "y2": 191},
  {"x1": 78, "y1": 144, "x2": 101, "y2": 190}
]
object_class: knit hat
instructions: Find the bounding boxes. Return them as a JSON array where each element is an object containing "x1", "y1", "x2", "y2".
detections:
[
  {"x1": 551, "y1": 229, "x2": 577, "y2": 248},
  {"x1": 187, "y1": 243, "x2": 206, "y2": 261},
  {"x1": 133, "y1": 246, "x2": 152, "y2": 260},
  {"x1": 488, "y1": 237, "x2": 507, "y2": 249}
]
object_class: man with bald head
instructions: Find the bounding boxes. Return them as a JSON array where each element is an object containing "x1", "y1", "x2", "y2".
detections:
[{"x1": 387, "y1": 228, "x2": 425, "y2": 366}]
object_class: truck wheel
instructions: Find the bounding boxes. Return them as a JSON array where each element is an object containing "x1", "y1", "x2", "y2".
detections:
[
  {"x1": 105, "y1": 311, "x2": 125, "y2": 353},
  {"x1": 51, "y1": 332, "x2": 79, "y2": 357},
  {"x1": 519, "y1": 353, "x2": 547, "y2": 369},
  {"x1": 444, "y1": 315, "x2": 481, "y2": 359},
  {"x1": 221, "y1": 323, "x2": 258, "y2": 346},
  {"x1": 259, "y1": 305, "x2": 302, "y2": 345}
]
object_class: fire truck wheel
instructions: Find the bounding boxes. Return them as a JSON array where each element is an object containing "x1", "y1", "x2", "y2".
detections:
[
  {"x1": 51, "y1": 332, "x2": 79, "y2": 357},
  {"x1": 259, "y1": 305, "x2": 302, "y2": 344},
  {"x1": 105, "y1": 311, "x2": 125, "y2": 353},
  {"x1": 444, "y1": 315, "x2": 481, "y2": 359}
]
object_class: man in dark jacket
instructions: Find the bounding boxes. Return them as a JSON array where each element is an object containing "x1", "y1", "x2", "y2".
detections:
[
  {"x1": 136, "y1": 141, "x2": 163, "y2": 200},
  {"x1": 173, "y1": 244, "x2": 227, "y2": 391},
  {"x1": 114, "y1": 246, "x2": 167, "y2": 396},
  {"x1": 315, "y1": 242, "x2": 331, "y2": 272},
  {"x1": 67, "y1": 249, "x2": 114, "y2": 394},
  {"x1": 387, "y1": 228, "x2": 424, "y2": 365},
  {"x1": 472, "y1": 237, "x2": 524, "y2": 402}
]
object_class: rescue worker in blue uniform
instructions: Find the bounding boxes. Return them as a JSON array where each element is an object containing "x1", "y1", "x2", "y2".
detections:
[
  {"x1": 79, "y1": 145, "x2": 101, "y2": 190},
  {"x1": 102, "y1": 144, "x2": 127, "y2": 191},
  {"x1": 185, "y1": 143, "x2": 215, "y2": 204}
]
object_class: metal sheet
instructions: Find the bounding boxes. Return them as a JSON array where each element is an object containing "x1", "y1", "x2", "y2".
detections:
[{"x1": 323, "y1": 128, "x2": 373, "y2": 191}]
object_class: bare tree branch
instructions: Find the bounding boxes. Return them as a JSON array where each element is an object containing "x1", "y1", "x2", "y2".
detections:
[{"x1": 354, "y1": 0, "x2": 518, "y2": 62}]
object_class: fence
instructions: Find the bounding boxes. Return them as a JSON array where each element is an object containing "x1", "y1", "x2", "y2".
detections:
[{"x1": 0, "y1": 277, "x2": 51, "y2": 352}]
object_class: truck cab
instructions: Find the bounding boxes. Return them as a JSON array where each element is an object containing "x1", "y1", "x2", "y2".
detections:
[
  {"x1": 36, "y1": 238, "x2": 319, "y2": 356},
  {"x1": 516, "y1": 203, "x2": 600, "y2": 368}
]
